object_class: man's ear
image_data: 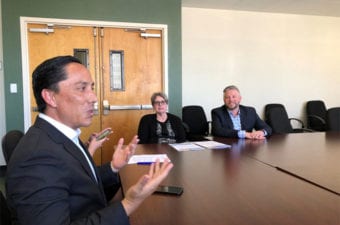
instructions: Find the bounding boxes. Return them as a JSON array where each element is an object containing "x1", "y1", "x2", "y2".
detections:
[{"x1": 41, "y1": 89, "x2": 57, "y2": 108}]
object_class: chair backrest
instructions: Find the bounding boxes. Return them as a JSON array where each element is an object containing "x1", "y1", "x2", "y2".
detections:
[
  {"x1": 1, "y1": 130, "x2": 24, "y2": 164},
  {"x1": 264, "y1": 104, "x2": 294, "y2": 134},
  {"x1": 0, "y1": 190, "x2": 12, "y2": 225},
  {"x1": 182, "y1": 105, "x2": 209, "y2": 136},
  {"x1": 306, "y1": 100, "x2": 327, "y2": 131},
  {"x1": 326, "y1": 107, "x2": 340, "y2": 131}
]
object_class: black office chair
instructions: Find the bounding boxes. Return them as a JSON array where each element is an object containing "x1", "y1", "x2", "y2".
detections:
[
  {"x1": 182, "y1": 105, "x2": 210, "y2": 141},
  {"x1": 326, "y1": 107, "x2": 340, "y2": 131},
  {"x1": 306, "y1": 100, "x2": 327, "y2": 131},
  {"x1": 1, "y1": 130, "x2": 24, "y2": 164},
  {"x1": 1, "y1": 190, "x2": 11, "y2": 225},
  {"x1": 265, "y1": 104, "x2": 312, "y2": 134}
]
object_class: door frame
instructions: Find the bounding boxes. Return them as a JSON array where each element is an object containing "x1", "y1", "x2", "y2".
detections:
[
  {"x1": 0, "y1": 0, "x2": 7, "y2": 165},
  {"x1": 20, "y1": 16, "x2": 168, "y2": 131}
]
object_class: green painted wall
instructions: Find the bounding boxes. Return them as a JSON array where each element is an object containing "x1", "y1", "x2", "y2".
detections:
[{"x1": 2, "y1": 0, "x2": 182, "y2": 131}]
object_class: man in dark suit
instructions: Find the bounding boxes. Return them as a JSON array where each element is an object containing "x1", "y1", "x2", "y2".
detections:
[
  {"x1": 211, "y1": 85, "x2": 272, "y2": 139},
  {"x1": 6, "y1": 56, "x2": 173, "y2": 225}
]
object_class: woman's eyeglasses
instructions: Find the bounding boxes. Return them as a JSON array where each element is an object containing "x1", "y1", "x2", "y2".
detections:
[{"x1": 154, "y1": 100, "x2": 167, "y2": 106}]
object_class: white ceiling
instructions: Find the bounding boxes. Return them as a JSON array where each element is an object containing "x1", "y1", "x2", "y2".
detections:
[{"x1": 182, "y1": 0, "x2": 340, "y2": 17}]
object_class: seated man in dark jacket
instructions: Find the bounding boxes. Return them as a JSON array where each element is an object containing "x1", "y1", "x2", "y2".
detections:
[{"x1": 211, "y1": 85, "x2": 272, "y2": 139}]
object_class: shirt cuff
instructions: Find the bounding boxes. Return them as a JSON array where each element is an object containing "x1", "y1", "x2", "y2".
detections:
[
  {"x1": 237, "y1": 130, "x2": 246, "y2": 138},
  {"x1": 110, "y1": 162, "x2": 119, "y2": 173}
]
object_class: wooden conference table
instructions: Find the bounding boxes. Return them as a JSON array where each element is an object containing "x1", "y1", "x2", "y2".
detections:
[{"x1": 119, "y1": 132, "x2": 340, "y2": 225}]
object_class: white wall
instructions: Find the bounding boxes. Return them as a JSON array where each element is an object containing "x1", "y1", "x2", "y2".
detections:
[{"x1": 182, "y1": 7, "x2": 340, "y2": 122}]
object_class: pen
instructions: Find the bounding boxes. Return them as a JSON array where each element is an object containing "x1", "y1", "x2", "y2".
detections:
[{"x1": 137, "y1": 162, "x2": 153, "y2": 165}]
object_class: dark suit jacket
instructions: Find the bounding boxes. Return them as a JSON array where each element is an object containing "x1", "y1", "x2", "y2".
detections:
[
  {"x1": 211, "y1": 105, "x2": 272, "y2": 138},
  {"x1": 6, "y1": 117, "x2": 130, "y2": 225}
]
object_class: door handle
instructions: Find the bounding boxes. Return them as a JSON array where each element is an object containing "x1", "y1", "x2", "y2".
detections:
[
  {"x1": 141, "y1": 104, "x2": 153, "y2": 110},
  {"x1": 110, "y1": 105, "x2": 141, "y2": 110},
  {"x1": 108, "y1": 104, "x2": 153, "y2": 110},
  {"x1": 102, "y1": 100, "x2": 152, "y2": 114}
]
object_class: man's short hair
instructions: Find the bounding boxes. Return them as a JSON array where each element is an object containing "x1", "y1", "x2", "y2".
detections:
[
  {"x1": 223, "y1": 85, "x2": 240, "y2": 94},
  {"x1": 32, "y1": 55, "x2": 82, "y2": 113}
]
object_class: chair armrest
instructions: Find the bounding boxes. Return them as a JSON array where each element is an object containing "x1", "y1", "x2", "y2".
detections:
[
  {"x1": 182, "y1": 122, "x2": 190, "y2": 133},
  {"x1": 292, "y1": 128, "x2": 314, "y2": 133},
  {"x1": 298, "y1": 128, "x2": 314, "y2": 132},
  {"x1": 307, "y1": 115, "x2": 326, "y2": 124},
  {"x1": 289, "y1": 118, "x2": 315, "y2": 132},
  {"x1": 207, "y1": 120, "x2": 212, "y2": 136},
  {"x1": 289, "y1": 118, "x2": 305, "y2": 128}
]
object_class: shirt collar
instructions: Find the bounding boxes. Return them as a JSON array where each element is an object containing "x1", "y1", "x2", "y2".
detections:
[
  {"x1": 39, "y1": 113, "x2": 81, "y2": 141},
  {"x1": 227, "y1": 108, "x2": 240, "y2": 117}
]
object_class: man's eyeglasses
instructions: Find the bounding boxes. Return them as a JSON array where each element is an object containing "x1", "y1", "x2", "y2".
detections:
[{"x1": 154, "y1": 100, "x2": 167, "y2": 106}]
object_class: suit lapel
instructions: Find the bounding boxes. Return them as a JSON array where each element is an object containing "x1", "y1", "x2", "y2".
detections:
[
  {"x1": 34, "y1": 117, "x2": 98, "y2": 184},
  {"x1": 33, "y1": 117, "x2": 108, "y2": 204},
  {"x1": 78, "y1": 140, "x2": 105, "y2": 186},
  {"x1": 64, "y1": 140, "x2": 99, "y2": 184},
  {"x1": 78, "y1": 140, "x2": 107, "y2": 201},
  {"x1": 223, "y1": 106, "x2": 234, "y2": 128},
  {"x1": 239, "y1": 106, "x2": 246, "y2": 130}
]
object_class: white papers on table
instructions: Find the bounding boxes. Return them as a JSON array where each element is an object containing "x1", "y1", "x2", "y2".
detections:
[
  {"x1": 169, "y1": 143, "x2": 205, "y2": 152},
  {"x1": 170, "y1": 141, "x2": 231, "y2": 151},
  {"x1": 194, "y1": 141, "x2": 231, "y2": 149},
  {"x1": 128, "y1": 154, "x2": 170, "y2": 164}
]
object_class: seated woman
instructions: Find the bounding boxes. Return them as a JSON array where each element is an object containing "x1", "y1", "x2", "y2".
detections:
[{"x1": 138, "y1": 92, "x2": 186, "y2": 144}]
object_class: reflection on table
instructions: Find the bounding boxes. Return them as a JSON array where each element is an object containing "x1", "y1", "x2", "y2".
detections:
[{"x1": 119, "y1": 132, "x2": 340, "y2": 225}]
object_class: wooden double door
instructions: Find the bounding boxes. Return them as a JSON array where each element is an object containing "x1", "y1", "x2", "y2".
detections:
[{"x1": 27, "y1": 22, "x2": 164, "y2": 164}]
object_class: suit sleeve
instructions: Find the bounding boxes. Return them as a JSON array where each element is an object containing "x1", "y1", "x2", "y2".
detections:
[
  {"x1": 137, "y1": 115, "x2": 150, "y2": 144},
  {"x1": 254, "y1": 113, "x2": 272, "y2": 136},
  {"x1": 6, "y1": 148, "x2": 130, "y2": 225},
  {"x1": 240, "y1": 106, "x2": 272, "y2": 136}
]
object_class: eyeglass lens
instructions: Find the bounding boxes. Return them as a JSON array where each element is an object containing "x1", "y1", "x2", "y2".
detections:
[{"x1": 154, "y1": 101, "x2": 166, "y2": 105}]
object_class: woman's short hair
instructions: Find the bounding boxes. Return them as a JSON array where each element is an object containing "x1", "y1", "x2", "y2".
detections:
[{"x1": 150, "y1": 92, "x2": 168, "y2": 105}]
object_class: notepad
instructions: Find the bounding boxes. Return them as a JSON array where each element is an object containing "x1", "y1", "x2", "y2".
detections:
[
  {"x1": 128, "y1": 154, "x2": 170, "y2": 164},
  {"x1": 194, "y1": 141, "x2": 231, "y2": 149},
  {"x1": 170, "y1": 141, "x2": 230, "y2": 151},
  {"x1": 169, "y1": 143, "x2": 205, "y2": 151}
]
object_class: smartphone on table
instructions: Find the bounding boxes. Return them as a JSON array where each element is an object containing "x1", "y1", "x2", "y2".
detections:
[{"x1": 154, "y1": 185, "x2": 184, "y2": 196}]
